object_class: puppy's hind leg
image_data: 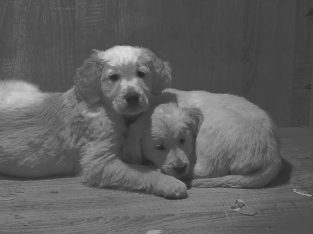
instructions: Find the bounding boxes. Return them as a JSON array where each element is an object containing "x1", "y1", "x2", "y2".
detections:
[
  {"x1": 192, "y1": 144, "x2": 282, "y2": 189},
  {"x1": 192, "y1": 157, "x2": 281, "y2": 188}
]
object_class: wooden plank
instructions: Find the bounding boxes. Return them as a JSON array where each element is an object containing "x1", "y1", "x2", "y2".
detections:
[
  {"x1": 310, "y1": 63, "x2": 313, "y2": 128},
  {"x1": 0, "y1": 0, "x2": 9, "y2": 30},
  {"x1": 0, "y1": 127, "x2": 313, "y2": 233},
  {"x1": 292, "y1": 64, "x2": 311, "y2": 126},
  {"x1": 306, "y1": 1, "x2": 313, "y2": 128},
  {"x1": 0, "y1": 0, "x2": 305, "y2": 126},
  {"x1": 74, "y1": 0, "x2": 297, "y2": 127},
  {"x1": 0, "y1": 0, "x2": 76, "y2": 92},
  {"x1": 292, "y1": 0, "x2": 313, "y2": 126}
]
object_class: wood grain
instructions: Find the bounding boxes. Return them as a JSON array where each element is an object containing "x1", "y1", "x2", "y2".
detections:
[
  {"x1": 0, "y1": 0, "x2": 311, "y2": 127},
  {"x1": 0, "y1": 0, "x2": 76, "y2": 92},
  {"x1": 0, "y1": 127, "x2": 313, "y2": 233},
  {"x1": 304, "y1": 0, "x2": 313, "y2": 128},
  {"x1": 76, "y1": 0, "x2": 298, "y2": 126},
  {"x1": 293, "y1": 0, "x2": 313, "y2": 127}
]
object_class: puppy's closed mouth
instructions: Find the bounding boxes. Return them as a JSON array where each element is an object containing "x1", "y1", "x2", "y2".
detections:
[
  {"x1": 143, "y1": 159, "x2": 190, "y2": 183},
  {"x1": 112, "y1": 104, "x2": 141, "y2": 116},
  {"x1": 159, "y1": 165, "x2": 190, "y2": 182},
  {"x1": 121, "y1": 106, "x2": 147, "y2": 117},
  {"x1": 141, "y1": 152, "x2": 190, "y2": 181},
  {"x1": 113, "y1": 98, "x2": 148, "y2": 116}
]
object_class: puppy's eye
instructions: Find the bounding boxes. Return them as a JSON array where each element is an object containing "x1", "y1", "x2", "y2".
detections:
[
  {"x1": 109, "y1": 74, "x2": 120, "y2": 82},
  {"x1": 155, "y1": 144, "x2": 166, "y2": 151},
  {"x1": 137, "y1": 70, "x2": 146, "y2": 78},
  {"x1": 179, "y1": 138, "x2": 186, "y2": 145}
]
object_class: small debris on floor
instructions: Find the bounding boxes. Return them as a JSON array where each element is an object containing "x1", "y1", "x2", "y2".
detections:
[
  {"x1": 146, "y1": 230, "x2": 163, "y2": 234},
  {"x1": 231, "y1": 199, "x2": 245, "y2": 211},
  {"x1": 14, "y1": 188, "x2": 25, "y2": 193},
  {"x1": 231, "y1": 199, "x2": 257, "y2": 216},
  {"x1": 14, "y1": 214, "x2": 23, "y2": 219},
  {"x1": 293, "y1": 188, "x2": 312, "y2": 197},
  {"x1": 0, "y1": 196, "x2": 14, "y2": 201},
  {"x1": 50, "y1": 190, "x2": 59, "y2": 194}
]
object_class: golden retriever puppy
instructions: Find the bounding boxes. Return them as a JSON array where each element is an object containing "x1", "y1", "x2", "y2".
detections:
[
  {"x1": 124, "y1": 89, "x2": 282, "y2": 189},
  {"x1": 0, "y1": 46, "x2": 190, "y2": 199},
  {"x1": 123, "y1": 103, "x2": 201, "y2": 184}
]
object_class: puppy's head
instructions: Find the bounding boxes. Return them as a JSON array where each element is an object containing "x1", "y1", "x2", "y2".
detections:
[
  {"x1": 74, "y1": 45, "x2": 172, "y2": 116},
  {"x1": 141, "y1": 103, "x2": 202, "y2": 181}
]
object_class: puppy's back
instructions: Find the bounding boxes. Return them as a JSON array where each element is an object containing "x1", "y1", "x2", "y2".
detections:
[
  {"x1": 0, "y1": 80, "x2": 64, "y2": 151},
  {"x1": 0, "y1": 81, "x2": 77, "y2": 178},
  {"x1": 0, "y1": 80, "x2": 46, "y2": 110}
]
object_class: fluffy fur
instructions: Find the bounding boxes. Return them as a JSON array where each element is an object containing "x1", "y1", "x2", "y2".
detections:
[
  {"x1": 122, "y1": 103, "x2": 201, "y2": 185},
  {"x1": 0, "y1": 80, "x2": 45, "y2": 109},
  {"x1": 124, "y1": 89, "x2": 282, "y2": 189},
  {"x1": 0, "y1": 46, "x2": 190, "y2": 199}
]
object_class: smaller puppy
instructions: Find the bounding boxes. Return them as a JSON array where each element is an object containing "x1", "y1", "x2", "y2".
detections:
[
  {"x1": 124, "y1": 91, "x2": 282, "y2": 188},
  {"x1": 122, "y1": 103, "x2": 201, "y2": 185}
]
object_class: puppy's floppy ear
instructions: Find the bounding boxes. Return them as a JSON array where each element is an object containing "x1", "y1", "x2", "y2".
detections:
[
  {"x1": 140, "y1": 48, "x2": 172, "y2": 95},
  {"x1": 74, "y1": 50, "x2": 104, "y2": 104},
  {"x1": 183, "y1": 107, "x2": 203, "y2": 136},
  {"x1": 152, "y1": 60, "x2": 172, "y2": 95}
]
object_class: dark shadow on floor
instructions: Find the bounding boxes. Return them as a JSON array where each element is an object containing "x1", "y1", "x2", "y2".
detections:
[
  {"x1": 0, "y1": 174, "x2": 76, "y2": 181},
  {"x1": 0, "y1": 158, "x2": 293, "y2": 188},
  {"x1": 268, "y1": 158, "x2": 293, "y2": 187}
]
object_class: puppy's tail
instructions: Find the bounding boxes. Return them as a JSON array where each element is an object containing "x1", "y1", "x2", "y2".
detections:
[{"x1": 192, "y1": 157, "x2": 282, "y2": 188}]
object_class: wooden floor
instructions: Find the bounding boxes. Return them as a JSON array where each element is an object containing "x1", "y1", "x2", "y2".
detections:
[{"x1": 0, "y1": 128, "x2": 313, "y2": 234}]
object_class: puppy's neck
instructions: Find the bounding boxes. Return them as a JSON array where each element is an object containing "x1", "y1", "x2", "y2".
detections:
[{"x1": 124, "y1": 113, "x2": 143, "y2": 126}]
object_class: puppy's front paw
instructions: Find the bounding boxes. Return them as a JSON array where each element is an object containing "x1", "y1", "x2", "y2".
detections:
[{"x1": 153, "y1": 175, "x2": 188, "y2": 199}]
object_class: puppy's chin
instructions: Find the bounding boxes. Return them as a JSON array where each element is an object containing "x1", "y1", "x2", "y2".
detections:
[
  {"x1": 112, "y1": 99, "x2": 149, "y2": 116},
  {"x1": 161, "y1": 166, "x2": 190, "y2": 181}
]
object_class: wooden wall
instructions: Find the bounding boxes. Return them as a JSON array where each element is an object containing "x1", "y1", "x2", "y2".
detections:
[
  {"x1": 294, "y1": 0, "x2": 313, "y2": 127},
  {"x1": 0, "y1": 0, "x2": 312, "y2": 127}
]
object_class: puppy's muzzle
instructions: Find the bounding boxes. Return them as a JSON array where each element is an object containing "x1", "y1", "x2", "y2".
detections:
[
  {"x1": 124, "y1": 91, "x2": 140, "y2": 106},
  {"x1": 112, "y1": 83, "x2": 149, "y2": 116},
  {"x1": 162, "y1": 161, "x2": 189, "y2": 179},
  {"x1": 172, "y1": 163, "x2": 188, "y2": 174}
]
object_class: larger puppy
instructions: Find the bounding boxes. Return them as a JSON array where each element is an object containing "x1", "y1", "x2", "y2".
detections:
[
  {"x1": 0, "y1": 46, "x2": 189, "y2": 199},
  {"x1": 124, "y1": 89, "x2": 282, "y2": 188}
]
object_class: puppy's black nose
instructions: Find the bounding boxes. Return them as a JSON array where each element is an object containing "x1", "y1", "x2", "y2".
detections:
[
  {"x1": 173, "y1": 163, "x2": 187, "y2": 174},
  {"x1": 125, "y1": 92, "x2": 140, "y2": 105}
]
